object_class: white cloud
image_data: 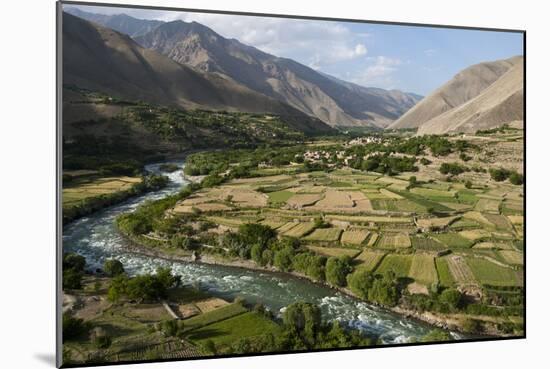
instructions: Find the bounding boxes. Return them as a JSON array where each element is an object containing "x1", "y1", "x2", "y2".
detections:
[
  {"x1": 162, "y1": 12, "x2": 369, "y2": 69},
  {"x1": 424, "y1": 49, "x2": 437, "y2": 57},
  {"x1": 350, "y1": 56, "x2": 402, "y2": 89}
]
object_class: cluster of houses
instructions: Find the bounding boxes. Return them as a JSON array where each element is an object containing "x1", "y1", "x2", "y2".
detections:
[{"x1": 346, "y1": 136, "x2": 383, "y2": 146}]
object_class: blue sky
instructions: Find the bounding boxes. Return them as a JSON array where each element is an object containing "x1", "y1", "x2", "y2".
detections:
[{"x1": 66, "y1": 4, "x2": 523, "y2": 96}]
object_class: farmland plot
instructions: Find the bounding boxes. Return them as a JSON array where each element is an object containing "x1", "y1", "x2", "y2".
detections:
[
  {"x1": 411, "y1": 187, "x2": 457, "y2": 199},
  {"x1": 355, "y1": 251, "x2": 385, "y2": 271},
  {"x1": 286, "y1": 193, "x2": 323, "y2": 209},
  {"x1": 410, "y1": 236, "x2": 446, "y2": 251},
  {"x1": 375, "y1": 254, "x2": 412, "y2": 278},
  {"x1": 416, "y1": 216, "x2": 459, "y2": 230},
  {"x1": 466, "y1": 258, "x2": 521, "y2": 287},
  {"x1": 260, "y1": 219, "x2": 287, "y2": 229},
  {"x1": 310, "y1": 190, "x2": 354, "y2": 210},
  {"x1": 277, "y1": 222, "x2": 299, "y2": 234},
  {"x1": 367, "y1": 233, "x2": 379, "y2": 247},
  {"x1": 435, "y1": 258, "x2": 455, "y2": 287},
  {"x1": 475, "y1": 198, "x2": 501, "y2": 214},
  {"x1": 304, "y1": 228, "x2": 343, "y2": 242},
  {"x1": 377, "y1": 233, "x2": 411, "y2": 249},
  {"x1": 283, "y1": 222, "x2": 316, "y2": 238},
  {"x1": 484, "y1": 214, "x2": 514, "y2": 231},
  {"x1": 306, "y1": 246, "x2": 361, "y2": 258},
  {"x1": 326, "y1": 214, "x2": 412, "y2": 224},
  {"x1": 431, "y1": 233, "x2": 473, "y2": 248},
  {"x1": 341, "y1": 229, "x2": 370, "y2": 245},
  {"x1": 459, "y1": 229, "x2": 492, "y2": 241},
  {"x1": 446, "y1": 256, "x2": 477, "y2": 285},
  {"x1": 499, "y1": 250, "x2": 523, "y2": 265},
  {"x1": 409, "y1": 255, "x2": 438, "y2": 285}
]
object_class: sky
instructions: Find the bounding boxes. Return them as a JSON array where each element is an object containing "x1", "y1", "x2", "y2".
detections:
[{"x1": 65, "y1": 4, "x2": 524, "y2": 96}]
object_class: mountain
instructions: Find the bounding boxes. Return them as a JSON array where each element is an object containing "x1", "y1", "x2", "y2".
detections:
[
  {"x1": 388, "y1": 56, "x2": 523, "y2": 132},
  {"x1": 62, "y1": 12, "x2": 334, "y2": 135},
  {"x1": 416, "y1": 59, "x2": 523, "y2": 135},
  {"x1": 64, "y1": 7, "x2": 164, "y2": 37},
  {"x1": 133, "y1": 20, "x2": 421, "y2": 128}
]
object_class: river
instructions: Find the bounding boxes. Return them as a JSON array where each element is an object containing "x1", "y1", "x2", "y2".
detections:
[{"x1": 63, "y1": 161, "x2": 454, "y2": 344}]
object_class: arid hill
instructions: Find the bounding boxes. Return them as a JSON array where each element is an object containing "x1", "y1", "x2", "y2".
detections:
[
  {"x1": 388, "y1": 56, "x2": 523, "y2": 133},
  {"x1": 62, "y1": 12, "x2": 333, "y2": 134}
]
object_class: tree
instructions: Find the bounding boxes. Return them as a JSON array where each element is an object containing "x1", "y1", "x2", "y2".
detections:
[
  {"x1": 509, "y1": 172, "x2": 524, "y2": 185},
  {"x1": 461, "y1": 318, "x2": 482, "y2": 333},
  {"x1": 306, "y1": 255, "x2": 326, "y2": 281},
  {"x1": 408, "y1": 176, "x2": 417, "y2": 187},
  {"x1": 347, "y1": 269, "x2": 375, "y2": 300},
  {"x1": 282, "y1": 302, "x2": 322, "y2": 347},
  {"x1": 439, "y1": 288, "x2": 462, "y2": 309},
  {"x1": 274, "y1": 247, "x2": 294, "y2": 272},
  {"x1": 63, "y1": 253, "x2": 86, "y2": 272},
  {"x1": 238, "y1": 223, "x2": 277, "y2": 248},
  {"x1": 489, "y1": 168, "x2": 511, "y2": 182},
  {"x1": 251, "y1": 243, "x2": 265, "y2": 266},
  {"x1": 63, "y1": 268, "x2": 84, "y2": 290},
  {"x1": 63, "y1": 314, "x2": 89, "y2": 340},
  {"x1": 465, "y1": 180, "x2": 473, "y2": 189},
  {"x1": 103, "y1": 259, "x2": 125, "y2": 277},
  {"x1": 368, "y1": 273, "x2": 399, "y2": 306},
  {"x1": 420, "y1": 329, "x2": 452, "y2": 342},
  {"x1": 326, "y1": 257, "x2": 352, "y2": 287},
  {"x1": 107, "y1": 274, "x2": 128, "y2": 302}
]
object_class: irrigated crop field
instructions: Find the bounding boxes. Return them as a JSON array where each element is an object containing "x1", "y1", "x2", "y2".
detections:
[{"x1": 165, "y1": 130, "x2": 524, "y2": 298}]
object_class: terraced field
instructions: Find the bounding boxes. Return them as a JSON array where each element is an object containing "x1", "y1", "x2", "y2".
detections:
[
  {"x1": 375, "y1": 254, "x2": 413, "y2": 278},
  {"x1": 408, "y1": 255, "x2": 438, "y2": 285},
  {"x1": 354, "y1": 250, "x2": 386, "y2": 271}
]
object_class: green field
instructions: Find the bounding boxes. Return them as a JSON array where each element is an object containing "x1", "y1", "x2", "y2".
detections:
[
  {"x1": 435, "y1": 258, "x2": 455, "y2": 287},
  {"x1": 408, "y1": 255, "x2": 438, "y2": 285},
  {"x1": 307, "y1": 245, "x2": 361, "y2": 258},
  {"x1": 375, "y1": 254, "x2": 413, "y2": 278},
  {"x1": 183, "y1": 303, "x2": 248, "y2": 331},
  {"x1": 187, "y1": 312, "x2": 283, "y2": 346},
  {"x1": 63, "y1": 176, "x2": 142, "y2": 207},
  {"x1": 431, "y1": 233, "x2": 473, "y2": 248},
  {"x1": 354, "y1": 251, "x2": 386, "y2": 271},
  {"x1": 410, "y1": 236, "x2": 447, "y2": 251},
  {"x1": 266, "y1": 190, "x2": 294, "y2": 204},
  {"x1": 466, "y1": 258, "x2": 522, "y2": 287},
  {"x1": 304, "y1": 228, "x2": 343, "y2": 242}
]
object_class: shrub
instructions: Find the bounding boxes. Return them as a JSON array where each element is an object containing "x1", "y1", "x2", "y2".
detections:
[
  {"x1": 103, "y1": 259, "x2": 125, "y2": 277},
  {"x1": 509, "y1": 172, "x2": 524, "y2": 185},
  {"x1": 63, "y1": 314, "x2": 89, "y2": 340},
  {"x1": 326, "y1": 257, "x2": 352, "y2": 287}
]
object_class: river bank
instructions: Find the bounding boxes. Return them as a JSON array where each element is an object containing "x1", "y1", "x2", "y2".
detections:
[{"x1": 120, "y1": 235, "x2": 505, "y2": 338}]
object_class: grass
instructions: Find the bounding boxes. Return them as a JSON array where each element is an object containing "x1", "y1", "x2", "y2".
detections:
[
  {"x1": 466, "y1": 258, "x2": 522, "y2": 287},
  {"x1": 187, "y1": 312, "x2": 282, "y2": 347},
  {"x1": 435, "y1": 258, "x2": 455, "y2": 287},
  {"x1": 183, "y1": 303, "x2": 248, "y2": 332},
  {"x1": 408, "y1": 255, "x2": 438, "y2": 285},
  {"x1": 431, "y1": 233, "x2": 473, "y2": 248},
  {"x1": 375, "y1": 254, "x2": 413, "y2": 278},
  {"x1": 304, "y1": 228, "x2": 343, "y2": 242}
]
